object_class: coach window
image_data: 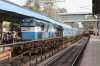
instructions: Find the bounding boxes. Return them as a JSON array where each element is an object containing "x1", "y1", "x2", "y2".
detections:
[
  {"x1": 41, "y1": 25, "x2": 44, "y2": 31},
  {"x1": 37, "y1": 22, "x2": 40, "y2": 26},
  {"x1": 45, "y1": 24, "x2": 49, "y2": 31}
]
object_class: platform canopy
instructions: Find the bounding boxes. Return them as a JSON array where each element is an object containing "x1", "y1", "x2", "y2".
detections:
[
  {"x1": 0, "y1": 0, "x2": 71, "y2": 28},
  {"x1": 0, "y1": 0, "x2": 31, "y2": 22},
  {"x1": 92, "y1": 0, "x2": 100, "y2": 15}
]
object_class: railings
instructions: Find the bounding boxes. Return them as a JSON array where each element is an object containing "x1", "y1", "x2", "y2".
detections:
[{"x1": 0, "y1": 35, "x2": 83, "y2": 66}]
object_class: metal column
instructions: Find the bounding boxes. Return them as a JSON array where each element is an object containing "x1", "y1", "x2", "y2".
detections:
[
  {"x1": 0, "y1": 21, "x2": 3, "y2": 41},
  {"x1": 97, "y1": 14, "x2": 100, "y2": 36}
]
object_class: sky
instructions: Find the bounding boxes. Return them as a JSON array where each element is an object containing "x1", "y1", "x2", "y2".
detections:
[
  {"x1": 57, "y1": 0, "x2": 92, "y2": 12},
  {"x1": 8, "y1": 0, "x2": 92, "y2": 12}
]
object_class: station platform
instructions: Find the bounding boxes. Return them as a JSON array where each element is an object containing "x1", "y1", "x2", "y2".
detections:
[
  {"x1": 0, "y1": 47, "x2": 11, "y2": 61},
  {"x1": 80, "y1": 36, "x2": 100, "y2": 66}
]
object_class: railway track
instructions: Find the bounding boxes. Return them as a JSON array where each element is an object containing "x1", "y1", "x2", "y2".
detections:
[
  {"x1": 45, "y1": 37, "x2": 90, "y2": 66},
  {"x1": 0, "y1": 55, "x2": 36, "y2": 66}
]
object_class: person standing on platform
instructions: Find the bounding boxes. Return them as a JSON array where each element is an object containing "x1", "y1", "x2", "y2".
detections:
[
  {"x1": 2, "y1": 34, "x2": 8, "y2": 44},
  {"x1": 7, "y1": 32, "x2": 13, "y2": 43},
  {"x1": 15, "y1": 32, "x2": 21, "y2": 42}
]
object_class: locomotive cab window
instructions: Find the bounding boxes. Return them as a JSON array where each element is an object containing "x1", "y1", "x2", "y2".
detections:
[
  {"x1": 21, "y1": 20, "x2": 25, "y2": 26},
  {"x1": 30, "y1": 20, "x2": 33, "y2": 26}
]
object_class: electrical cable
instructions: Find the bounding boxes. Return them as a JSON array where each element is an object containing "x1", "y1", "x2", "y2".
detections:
[
  {"x1": 80, "y1": 5, "x2": 92, "y2": 8},
  {"x1": 80, "y1": 7, "x2": 92, "y2": 10},
  {"x1": 72, "y1": 0, "x2": 79, "y2": 12},
  {"x1": 76, "y1": 0, "x2": 81, "y2": 12}
]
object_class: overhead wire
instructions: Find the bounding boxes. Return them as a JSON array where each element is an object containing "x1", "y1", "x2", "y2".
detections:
[
  {"x1": 80, "y1": 5, "x2": 92, "y2": 8},
  {"x1": 80, "y1": 7, "x2": 92, "y2": 10},
  {"x1": 71, "y1": 0, "x2": 79, "y2": 12},
  {"x1": 75, "y1": 0, "x2": 81, "y2": 12}
]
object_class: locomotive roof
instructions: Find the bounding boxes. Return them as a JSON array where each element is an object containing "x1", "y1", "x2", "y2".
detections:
[{"x1": 0, "y1": 0, "x2": 72, "y2": 29}]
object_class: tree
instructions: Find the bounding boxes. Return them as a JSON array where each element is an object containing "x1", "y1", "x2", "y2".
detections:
[
  {"x1": 24, "y1": 0, "x2": 42, "y2": 14},
  {"x1": 43, "y1": 1, "x2": 59, "y2": 20},
  {"x1": 82, "y1": 15, "x2": 97, "y2": 30},
  {"x1": 81, "y1": 22, "x2": 97, "y2": 30},
  {"x1": 24, "y1": 0, "x2": 59, "y2": 20},
  {"x1": 86, "y1": 15, "x2": 94, "y2": 19},
  {"x1": 74, "y1": 23, "x2": 79, "y2": 28},
  {"x1": 66, "y1": 22, "x2": 79, "y2": 28},
  {"x1": 3, "y1": 24, "x2": 9, "y2": 28},
  {"x1": 66, "y1": 22, "x2": 75, "y2": 27},
  {"x1": 25, "y1": 0, "x2": 33, "y2": 8},
  {"x1": 58, "y1": 8, "x2": 67, "y2": 13},
  {"x1": 10, "y1": 22, "x2": 20, "y2": 31}
]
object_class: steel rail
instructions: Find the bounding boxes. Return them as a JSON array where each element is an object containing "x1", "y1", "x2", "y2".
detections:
[
  {"x1": 45, "y1": 37, "x2": 88, "y2": 66},
  {"x1": 72, "y1": 37, "x2": 90, "y2": 66}
]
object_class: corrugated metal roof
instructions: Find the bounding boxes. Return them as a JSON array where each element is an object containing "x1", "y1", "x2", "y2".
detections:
[{"x1": 0, "y1": 0, "x2": 72, "y2": 29}]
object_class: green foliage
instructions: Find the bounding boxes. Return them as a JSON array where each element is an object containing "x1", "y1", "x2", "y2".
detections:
[
  {"x1": 43, "y1": 2, "x2": 59, "y2": 20},
  {"x1": 81, "y1": 22, "x2": 97, "y2": 30},
  {"x1": 10, "y1": 23, "x2": 20, "y2": 31},
  {"x1": 66, "y1": 22, "x2": 75, "y2": 27},
  {"x1": 34, "y1": 1, "x2": 40, "y2": 9},
  {"x1": 74, "y1": 23, "x2": 79, "y2": 28},
  {"x1": 23, "y1": 0, "x2": 43, "y2": 14},
  {"x1": 66, "y1": 22, "x2": 79, "y2": 28},
  {"x1": 28, "y1": 6, "x2": 35, "y2": 10},
  {"x1": 3, "y1": 24, "x2": 10, "y2": 28},
  {"x1": 24, "y1": 0, "x2": 62, "y2": 20},
  {"x1": 81, "y1": 15, "x2": 96, "y2": 30},
  {"x1": 58, "y1": 8, "x2": 67, "y2": 13},
  {"x1": 86, "y1": 15, "x2": 94, "y2": 19},
  {"x1": 28, "y1": 6, "x2": 43, "y2": 14},
  {"x1": 81, "y1": 15, "x2": 97, "y2": 30}
]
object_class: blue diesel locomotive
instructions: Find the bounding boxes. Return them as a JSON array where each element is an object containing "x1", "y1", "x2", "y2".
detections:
[{"x1": 20, "y1": 18, "x2": 82, "y2": 40}]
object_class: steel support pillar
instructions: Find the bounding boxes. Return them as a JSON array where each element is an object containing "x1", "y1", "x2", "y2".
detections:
[
  {"x1": 97, "y1": 14, "x2": 100, "y2": 36},
  {"x1": 0, "y1": 21, "x2": 3, "y2": 41}
]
